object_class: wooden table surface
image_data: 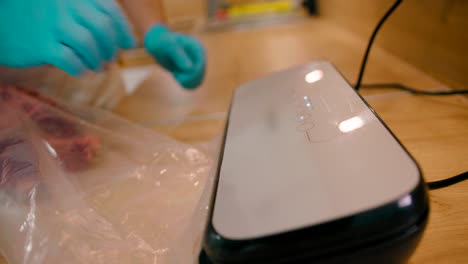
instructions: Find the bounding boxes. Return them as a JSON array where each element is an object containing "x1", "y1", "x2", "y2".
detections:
[{"x1": 2, "y1": 18, "x2": 467, "y2": 263}]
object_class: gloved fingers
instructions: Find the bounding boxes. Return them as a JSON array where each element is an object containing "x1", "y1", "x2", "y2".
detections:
[
  {"x1": 173, "y1": 66, "x2": 205, "y2": 89},
  {"x1": 59, "y1": 22, "x2": 102, "y2": 71},
  {"x1": 72, "y1": 2, "x2": 118, "y2": 61},
  {"x1": 48, "y1": 44, "x2": 87, "y2": 76},
  {"x1": 176, "y1": 35, "x2": 206, "y2": 66},
  {"x1": 92, "y1": 0, "x2": 135, "y2": 49},
  {"x1": 170, "y1": 46, "x2": 194, "y2": 72},
  {"x1": 173, "y1": 36, "x2": 206, "y2": 89}
]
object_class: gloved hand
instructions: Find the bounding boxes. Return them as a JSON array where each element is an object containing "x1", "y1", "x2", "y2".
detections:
[
  {"x1": 0, "y1": 0, "x2": 135, "y2": 76},
  {"x1": 144, "y1": 24, "x2": 206, "y2": 89}
]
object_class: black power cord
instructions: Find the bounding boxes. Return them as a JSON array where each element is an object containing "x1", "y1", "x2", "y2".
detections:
[
  {"x1": 354, "y1": 0, "x2": 403, "y2": 91},
  {"x1": 361, "y1": 83, "x2": 468, "y2": 95},
  {"x1": 354, "y1": 0, "x2": 468, "y2": 96},
  {"x1": 427, "y1": 171, "x2": 468, "y2": 190},
  {"x1": 353, "y1": 0, "x2": 467, "y2": 190}
]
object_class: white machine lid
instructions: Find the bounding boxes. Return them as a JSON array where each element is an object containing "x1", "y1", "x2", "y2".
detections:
[{"x1": 213, "y1": 61, "x2": 420, "y2": 241}]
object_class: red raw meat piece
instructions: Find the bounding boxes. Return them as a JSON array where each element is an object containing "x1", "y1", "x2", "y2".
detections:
[
  {"x1": 0, "y1": 85, "x2": 100, "y2": 171},
  {"x1": 47, "y1": 135, "x2": 101, "y2": 172}
]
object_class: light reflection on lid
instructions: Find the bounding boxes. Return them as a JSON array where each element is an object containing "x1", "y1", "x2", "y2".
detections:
[
  {"x1": 338, "y1": 116, "x2": 365, "y2": 133},
  {"x1": 305, "y1": 70, "x2": 324, "y2": 84}
]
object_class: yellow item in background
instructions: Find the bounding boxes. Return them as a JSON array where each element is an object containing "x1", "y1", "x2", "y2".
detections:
[{"x1": 228, "y1": 0, "x2": 294, "y2": 18}]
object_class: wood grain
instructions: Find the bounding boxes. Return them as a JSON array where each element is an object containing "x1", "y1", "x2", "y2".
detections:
[
  {"x1": 1, "y1": 18, "x2": 467, "y2": 264},
  {"x1": 116, "y1": 19, "x2": 468, "y2": 264},
  {"x1": 318, "y1": 0, "x2": 468, "y2": 88}
]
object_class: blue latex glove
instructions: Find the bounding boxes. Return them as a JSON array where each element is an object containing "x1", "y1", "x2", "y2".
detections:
[
  {"x1": 144, "y1": 24, "x2": 206, "y2": 89},
  {"x1": 0, "y1": 0, "x2": 135, "y2": 76}
]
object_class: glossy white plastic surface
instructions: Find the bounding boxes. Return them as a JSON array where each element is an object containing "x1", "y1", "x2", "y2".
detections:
[{"x1": 212, "y1": 61, "x2": 420, "y2": 240}]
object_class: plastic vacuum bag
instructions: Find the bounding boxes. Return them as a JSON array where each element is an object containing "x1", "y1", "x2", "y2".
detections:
[
  {"x1": 0, "y1": 64, "x2": 126, "y2": 109},
  {"x1": 0, "y1": 84, "x2": 215, "y2": 264}
]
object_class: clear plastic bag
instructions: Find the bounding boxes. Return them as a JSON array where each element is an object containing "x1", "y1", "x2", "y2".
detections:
[
  {"x1": 0, "y1": 84, "x2": 215, "y2": 263},
  {"x1": 0, "y1": 64, "x2": 126, "y2": 110}
]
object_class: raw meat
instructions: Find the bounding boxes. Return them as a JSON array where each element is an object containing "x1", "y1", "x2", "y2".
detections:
[{"x1": 0, "y1": 85, "x2": 100, "y2": 171}]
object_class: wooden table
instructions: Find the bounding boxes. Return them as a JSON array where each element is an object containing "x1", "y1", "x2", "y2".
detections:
[{"x1": 2, "y1": 18, "x2": 467, "y2": 263}]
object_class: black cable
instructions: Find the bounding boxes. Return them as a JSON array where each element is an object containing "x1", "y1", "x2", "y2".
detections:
[
  {"x1": 355, "y1": 0, "x2": 403, "y2": 91},
  {"x1": 427, "y1": 171, "x2": 468, "y2": 190},
  {"x1": 360, "y1": 83, "x2": 468, "y2": 95},
  {"x1": 350, "y1": 0, "x2": 468, "y2": 191}
]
